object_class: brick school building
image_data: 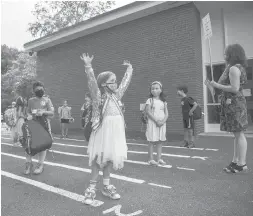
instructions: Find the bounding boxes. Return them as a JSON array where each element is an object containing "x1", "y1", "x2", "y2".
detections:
[{"x1": 24, "y1": 1, "x2": 253, "y2": 138}]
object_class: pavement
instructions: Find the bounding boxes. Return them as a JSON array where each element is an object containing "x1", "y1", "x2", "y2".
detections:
[{"x1": 1, "y1": 125, "x2": 253, "y2": 216}]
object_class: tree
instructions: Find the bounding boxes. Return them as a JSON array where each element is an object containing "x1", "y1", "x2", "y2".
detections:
[
  {"x1": 28, "y1": 1, "x2": 115, "y2": 38},
  {"x1": 1, "y1": 44, "x2": 19, "y2": 75},
  {"x1": 1, "y1": 51, "x2": 37, "y2": 112}
]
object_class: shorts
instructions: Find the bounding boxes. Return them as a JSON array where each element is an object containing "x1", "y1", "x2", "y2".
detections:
[
  {"x1": 183, "y1": 117, "x2": 194, "y2": 129},
  {"x1": 61, "y1": 119, "x2": 70, "y2": 124}
]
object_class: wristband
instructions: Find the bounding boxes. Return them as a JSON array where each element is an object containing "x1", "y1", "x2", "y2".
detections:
[{"x1": 85, "y1": 65, "x2": 92, "y2": 68}]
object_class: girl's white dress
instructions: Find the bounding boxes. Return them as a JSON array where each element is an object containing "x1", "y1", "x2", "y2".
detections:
[
  {"x1": 85, "y1": 65, "x2": 133, "y2": 170},
  {"x1": 88, "y1": 98, "x2": 127, "y2": 170},
  {"x1": 146, "y1": 98, "x2": 167, "y2": 142}
]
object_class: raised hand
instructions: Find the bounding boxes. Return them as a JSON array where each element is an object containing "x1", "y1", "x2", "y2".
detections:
[
  {"x1": 122, "y1": 60, "x2": 132, "y2": 67},
  {"x1": 80, "y1": 53, "x2": 94, "y2": 66}
]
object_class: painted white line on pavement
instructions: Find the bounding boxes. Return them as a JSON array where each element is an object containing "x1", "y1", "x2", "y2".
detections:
[
  {"x1": 49, "y1": 149, "x2": 88, "y2": 157},
  {"x1": 1, "y1": 143, "x2": 195, "y2": 171},
  {"x1": 52, "y1": 137, "x2": 219, "y2": 151},
  {"x1": 1, "y1": 141, "x2": 208, "y2": 161},
  {"x1": 54, "y1": 142, "x2": 85, "y2": 148},
  {"x1": 191, "y1": 156, "x2": 208, "y2": 161},
  {"x1": 205, "y1": 148, "x2": 219, "y2": 151},
  {"x1": 147, "y1": 183, "x2": 172, "y2": 189},
  {"x1": 1, "y1": 152, "x2": 145, "y2": 184},
  {"x1": 125, "y1": 159, "x2": 173, "y2": 169},
  {"x1": 103, "y1": 205, "x2": 143, "y2": 215},
  {"x1": 176, "y1": 167, "x2": 195, "y2": 171},
  {"x1": 1, "y1": 170, "x2": 104, "y2": 207},
  {"x1": 1, "y1": 137, "x2": 219, "y2": 151}
]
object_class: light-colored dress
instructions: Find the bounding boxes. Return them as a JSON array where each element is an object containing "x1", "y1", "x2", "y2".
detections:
[
  {"x1": 85, "y1": 66, "x2": 133, "y2": 170},
  {"x1": 146, "y1": 98, "x2": 167, "y2": 142}
]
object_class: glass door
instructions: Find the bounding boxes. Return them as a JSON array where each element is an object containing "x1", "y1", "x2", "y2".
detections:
[{"x1": 205, "y1": 63, "x2": 225, "y2": 132}]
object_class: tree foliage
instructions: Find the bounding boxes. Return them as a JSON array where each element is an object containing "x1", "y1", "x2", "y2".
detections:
[
  {"x1": 28, "y1": 1, "x2": 115, "y2": 38},
  {"x1": 1, "y1": 49, "x2": 37, "y2": 113},
  {"x1": 1, "y1": 44, "x2": 19, "y2": 75}
]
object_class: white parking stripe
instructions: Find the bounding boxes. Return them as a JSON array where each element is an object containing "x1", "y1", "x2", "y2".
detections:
[
  {"x1": 1, "y1": 141, "x2": 209, "y2": 161},
  {"x1": 1, "y1": 170, "x2": 104, "y2": 207},
  {"x1": 1, "y1": 143, "x2": 193, "y2": 171},
  {"x1": 176, "y1": 167, "x2": 195, "y2": 171},
  {"x1": 1, "y1": 136, "x2": 219, "y2": 151},
  {"x1": 1, "y1": 152, "x2": 145, "y2": 184},
  {"x1": 2, "y1": 152, "x2": 173, "y2": 189},
  {"x1": 147, "y1": 183, "x2": 172, "y2": 189}
]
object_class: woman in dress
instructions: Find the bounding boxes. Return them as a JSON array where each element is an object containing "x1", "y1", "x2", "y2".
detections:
[{"x1": 205, "y1": 44, "x2": 248, "y2": 173}]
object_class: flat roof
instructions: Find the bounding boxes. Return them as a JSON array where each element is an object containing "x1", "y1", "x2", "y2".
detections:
[{"x1": 24, "y1": 1, "x2": 189, "y2": 52}]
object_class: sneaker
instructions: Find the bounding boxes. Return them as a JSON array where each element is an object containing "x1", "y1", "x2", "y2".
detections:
[
  {"x1": 83, "y1": 187, "x2": 96, "y2": 205},
  {"x1": 24, "y1": 162, "x2": 33, "y2": 175},
  {"x1": 158, "y1": 159, "x2": 166, "y2": 166},
  {"x1": 148, "y1": 160, "x2": 158, "y2": 166},
  {"x1": 227, "y1": 164, "x2": 248, "y2": 174},
  {"x1": 187, "y1": 141, "x2": 195, "y2": 148},
  {"x1": 33, "y1": 164, "x2": 44, "y2": 175},
  {"x1": 223, "y1": 162, "x2": 237, "y2": 173},
  {"x1": 102, "y1": 185, "x2": 120, "y2": 200},
  {"x1": 180, "y1": 140, "x2": 188, "y2": 147}
]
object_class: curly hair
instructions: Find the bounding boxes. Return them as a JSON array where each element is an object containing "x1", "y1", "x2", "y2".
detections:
[
  {"x1": 33, "y1": 81, "x2": 44, "y2": 90},
  {"x1": 225, "y1": 44, "x2": 248, "y2": 68}
]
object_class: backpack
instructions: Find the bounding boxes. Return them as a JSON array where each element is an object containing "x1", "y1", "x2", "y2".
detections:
[
  {"x1": 4, "y1": 108, "x2": 17, "y2": 127},
  {"x1": 188, "y1": 97, "x2": 202, "y2": 120},
  {"x1": 20, "y1": 116, "x2": 53, "y2": 156},
  {"x1": 141, "y1": 98, "x2": 154, "y2": 124}
]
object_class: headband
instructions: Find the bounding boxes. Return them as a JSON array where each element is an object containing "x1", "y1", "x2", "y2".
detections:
[{"x1": 151, "y1": 81, "x2": 162, "y2": 88}]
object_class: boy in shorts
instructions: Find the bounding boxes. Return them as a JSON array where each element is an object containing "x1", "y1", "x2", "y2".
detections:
[{"x1": 177, "y1": 85, "x2": 198, "y2": 148}]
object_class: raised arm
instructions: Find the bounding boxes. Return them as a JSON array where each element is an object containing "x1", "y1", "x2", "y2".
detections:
[
  {"x1": 116, "y1": 60, "x2": 133, "y2": 100},
  {"x1": 80, "y1": 53, "x2": 101, "y2": 103}
]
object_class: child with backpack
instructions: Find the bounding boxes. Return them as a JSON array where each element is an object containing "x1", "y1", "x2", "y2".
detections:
[
  {"x1": 24, "y1": 81, "x2": 55, "y2": 175},
  {"x1": 80, "y1": 53, "x2": 132, "y2": 205},
  {"x1": 177, "y1": 85, "x2": 199, "y2": 148},
  {"x1": 145, "y1": 81, "x2": 168, "y2": 166}
]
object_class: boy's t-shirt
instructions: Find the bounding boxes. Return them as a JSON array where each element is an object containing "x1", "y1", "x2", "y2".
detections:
[
  {"x1": 181, "y1": 96, "x2": 195, "y2": 120},
  {"x1": 27, "y1": 96, "x2": 54, "y2": 118}
]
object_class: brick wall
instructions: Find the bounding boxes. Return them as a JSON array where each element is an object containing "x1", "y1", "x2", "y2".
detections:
[{"x1": 36, "y1": 2, "x2": 204, "y2": 138}]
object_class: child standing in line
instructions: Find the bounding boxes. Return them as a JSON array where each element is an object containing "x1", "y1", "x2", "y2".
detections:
[
  {"x1": 177, "y1": 85, "x2": 198, "y2": 148},
  {"x1": 80, "y1": 53, "x2": 133, "y2": 205},
  {"x1": 145, "y1": 81, "x2": 168, "y2": 166},
  {"x1": 14, "y1": 96, "x2": 27, "y2": 147},
  {"x1": 25, "y1": 81, "x2": 55, "y2": 175},
  {"x1": 58, "y1": 100, "x2": 72, "y2": 138}
]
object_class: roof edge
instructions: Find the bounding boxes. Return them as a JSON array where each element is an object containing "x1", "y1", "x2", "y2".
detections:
[{"x1": 24, "y1": 1, "x2": 189, "y2": 52}]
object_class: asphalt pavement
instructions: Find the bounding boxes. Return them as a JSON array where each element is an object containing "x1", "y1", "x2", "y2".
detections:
[{"x1": 1, "y1": 126, "x2": 253, "y2": 216}]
